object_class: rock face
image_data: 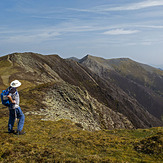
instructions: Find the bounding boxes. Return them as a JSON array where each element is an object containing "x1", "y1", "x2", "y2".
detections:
[
  {"x1": 0, "y1": 52, "x2": 162, "y2": 130},
  {"x1": 26, "y1": 82, "x2": 133, "y2": 131}
]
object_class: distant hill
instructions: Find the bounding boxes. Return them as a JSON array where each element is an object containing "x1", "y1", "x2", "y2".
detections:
[
  {"x1": 0, "y1": 52, "x2": 162, "y2": 131},
  {"x1": 67, "y1": 57, "x2": 79, "y2": 62}
]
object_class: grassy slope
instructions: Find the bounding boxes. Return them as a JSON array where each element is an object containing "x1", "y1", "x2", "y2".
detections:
[
  {"x1": 109, "y1": 59, "x2": 163, "y2": 95},
  {"x1": 0, "y1": 114, "x2": 162, "y2": 163}
]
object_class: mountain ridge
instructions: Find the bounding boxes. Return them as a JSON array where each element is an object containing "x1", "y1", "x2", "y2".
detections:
[
  {"x1": 79, "y1": 54, "x2": 162, "y2": 74},
  {"x1": 0, "y1": 52, "x2": 162, "y2": 131},
  {"x1": 79, "y1": 54, "x2": 163, "y2": 121}
]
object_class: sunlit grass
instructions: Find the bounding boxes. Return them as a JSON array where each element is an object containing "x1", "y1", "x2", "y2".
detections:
[{"x1": 0, "y1": 115, "x2": 162, "y2": 162}]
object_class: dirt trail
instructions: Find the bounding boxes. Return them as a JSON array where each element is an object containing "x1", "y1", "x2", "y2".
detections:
[{"x1": 0, "y1": 55, "x2": 14, "y2": 86}]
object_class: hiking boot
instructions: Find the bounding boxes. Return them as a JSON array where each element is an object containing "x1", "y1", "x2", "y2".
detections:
[
  {"x1": 8, "y1": 130, "x2": 15, "y2": 134},
  {"x1": 16, "y1": 131, "x2": 25, "y2": 135}
]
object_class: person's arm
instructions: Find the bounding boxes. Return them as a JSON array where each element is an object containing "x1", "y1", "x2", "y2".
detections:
[{"x1": 7, "y1": 95, "x2": 16, "y2": 104}]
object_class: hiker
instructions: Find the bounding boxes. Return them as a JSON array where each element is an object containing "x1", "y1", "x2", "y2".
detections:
[{"x1": 7, "y1": 80, "x2": 25, "y2": 135}]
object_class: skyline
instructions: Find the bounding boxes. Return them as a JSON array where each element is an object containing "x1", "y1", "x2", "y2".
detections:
[{"x1": 0, "y1": 0, "x2": 163, "y2": 67}]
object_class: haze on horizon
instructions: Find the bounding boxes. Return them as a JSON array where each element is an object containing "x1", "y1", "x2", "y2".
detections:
[{"x1": 0, "y1": 0, "x2": 163, "y2": 67}]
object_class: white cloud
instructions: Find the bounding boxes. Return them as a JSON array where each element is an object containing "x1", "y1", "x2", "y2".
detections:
[
  {"x1": 70, "y1": 0, "x2": 163, "y2": 13},
  {"x1": 106, "y1": 0, "x2": 163, "y2": 11},
  {"x1": 103, "y1": 29, "x2": 139, "y2": 35},
  {"x1": 136, "y1": 25, "x2": 163, "y2": 29},
  {"x1": 141, "y1": 41, "x2": 152, "y2": 45},
  {"x1": 1, "y1": 29, "x2": 61, "y2": 43}
]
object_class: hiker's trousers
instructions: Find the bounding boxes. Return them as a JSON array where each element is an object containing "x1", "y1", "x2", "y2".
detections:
[{"x1": 8, "y1": 107, "x2": 25, "y2": 132}]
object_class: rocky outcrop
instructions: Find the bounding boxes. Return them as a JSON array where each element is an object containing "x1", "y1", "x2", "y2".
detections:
[{"x1": 25, "y1": 82, "x2": 134, "y2": 131}]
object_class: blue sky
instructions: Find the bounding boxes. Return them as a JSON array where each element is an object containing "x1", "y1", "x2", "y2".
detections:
[{"x1": 0, "y1": 0, "x2": 163, "y2": 66}]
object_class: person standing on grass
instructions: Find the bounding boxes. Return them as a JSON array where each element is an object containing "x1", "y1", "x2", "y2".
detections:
[{"x1": 7, "y1": 80, "x2": 25, "y2": 135}]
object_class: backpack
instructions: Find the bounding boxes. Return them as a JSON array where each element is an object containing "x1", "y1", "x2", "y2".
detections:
[{"x1": 1, "y1": 88, "x2": 12, "y2": 107}]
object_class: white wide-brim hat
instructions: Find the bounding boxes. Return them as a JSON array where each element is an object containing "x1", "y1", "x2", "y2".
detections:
[{"x1": 10, "y1": 80, "x2": 21, "y2": 87}]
